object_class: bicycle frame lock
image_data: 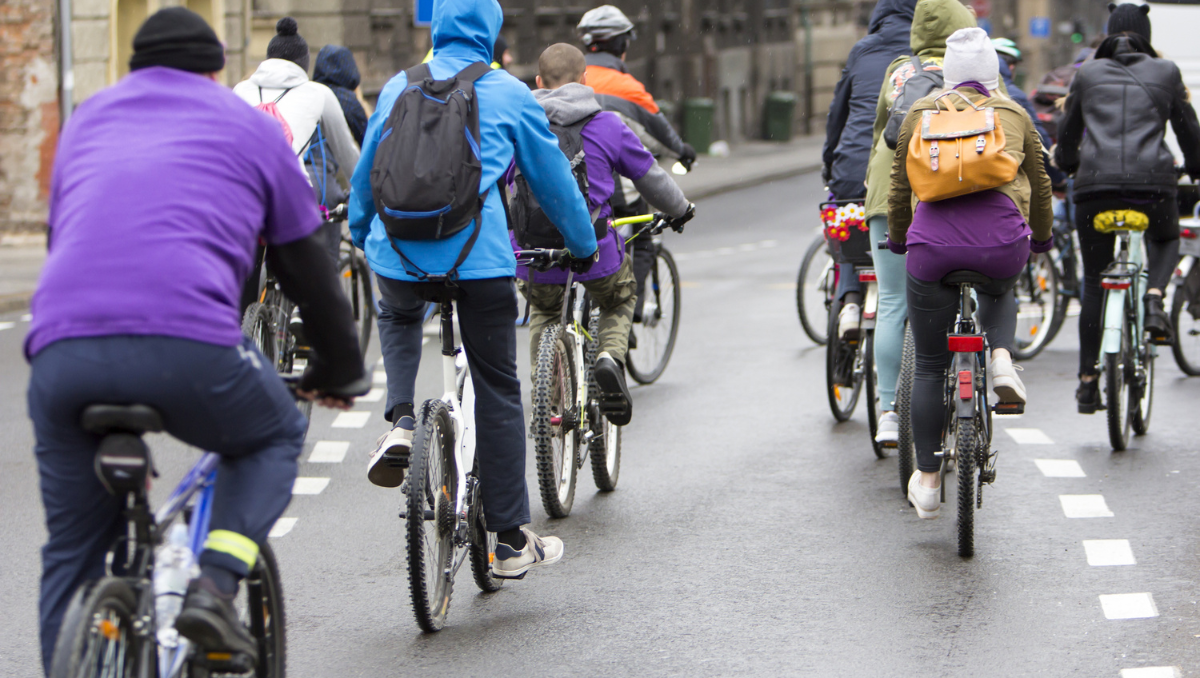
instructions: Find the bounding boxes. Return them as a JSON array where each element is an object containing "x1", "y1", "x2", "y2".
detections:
[
  {"x1": 948, "y1": 335, "x2": 984, "y2": 353},
  {"x1": 958, "y1": 370, "x2": 974, "y2": 400}
]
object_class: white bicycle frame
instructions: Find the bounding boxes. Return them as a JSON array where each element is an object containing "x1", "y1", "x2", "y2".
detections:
[
  {"x1": 435, "y1": 304, "x2": 477, "y2": 525},
  {"x1": 563, "y1": 280, "x2": 595, "y2": 449},
  {"x1": 1100, "y1": 230, "x2": 1147, "y2": 356},
  {"x1": 859, "y1": 267, "x2": 879, "y2": 333}
]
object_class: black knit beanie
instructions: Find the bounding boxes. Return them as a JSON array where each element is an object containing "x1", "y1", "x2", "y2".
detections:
[
  {"x1": 1107, "y1": 3, "x2": 1151, "y2": 42},
  {"x1": 129, "y1": 7, "x2": 225, "y2": 74},
  {"x1": 268, "y1": 17, "x2": 309, "y2": 72}
]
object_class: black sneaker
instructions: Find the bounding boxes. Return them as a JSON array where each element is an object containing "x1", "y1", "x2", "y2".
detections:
[
  {"x1": 1076, "y1": 379, "x2": 1104, "y2": 414},
  {"x1": 174, "y1": 577, "x2": 258, "y2": 663},
  {"x1": 1144, "y1": 294, "x2": 1174, "y2": 345},
  {"x1": 593, "y1": 353, "x2": 632, "y2": 426}
]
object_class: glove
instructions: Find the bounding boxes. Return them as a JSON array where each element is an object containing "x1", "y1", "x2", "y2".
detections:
[
  {"x1": 1030, "y1": 237, "x2": 1054, "y2": 254},
  {"x1": 569, "y1": 249, "x2": 598, "y2": 275},
  {"x1": 821, "y1": 164, "x2": 832, "y2": 185},
  {"x1": 886, "y1": 237, "x2": 907, "y2": 255},
  {"x1": 668, "y1": 204, "x2": 696, "y2": 233},
  {"x1": 679, "y1": 143, "x2": 697, "y2": 171}
]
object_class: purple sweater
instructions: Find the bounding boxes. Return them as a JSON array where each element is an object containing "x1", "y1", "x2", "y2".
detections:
[{"x1": 906, "y1": 191, "x2": 1031, "y2": 282}]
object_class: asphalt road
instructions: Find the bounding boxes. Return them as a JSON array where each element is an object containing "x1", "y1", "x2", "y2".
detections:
[{"x1": 2, "y1": 172, "x2": 1200, "y2": 677}]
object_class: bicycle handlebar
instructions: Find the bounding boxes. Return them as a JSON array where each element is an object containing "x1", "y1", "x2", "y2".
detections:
[
  {"x1": 515, "y1": 248, "x2": 572, "y2": 272},
  {"x1": 324, "y1": 203, "x2": 348, "y2": 223}
]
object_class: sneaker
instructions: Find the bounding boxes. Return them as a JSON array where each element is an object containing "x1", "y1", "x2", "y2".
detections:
[
  {"x1": 875, "y1": 411, "x2": 899, "y2": 445},
  {"x1": 593, "y1": 352, "x2": 632, "y2": 426},
  {"x1": 174, "y1": 578, "x2": 257, "y2": 663},
  {"x1": 1144, "y1": 294, "x2": 1174, "y2": 345},
  {"x1": 990, "y1": 355, "x2": 1027, "y2": 405},
  {"x1": 1076, "y1": 378, "x2": 1104, "y2": 414},
  {"x1": 367, "y1": 417, "x2": 414, "y2": 488},
  {"x1": 907, "y1": 472, "x2": 940, "y2": 520},
  {"x1": 491, "y1": 527, "x2": 564, "y2": 579},
  {"x1": 837, "y1": 302, "x2": 861, "y2": 339}
]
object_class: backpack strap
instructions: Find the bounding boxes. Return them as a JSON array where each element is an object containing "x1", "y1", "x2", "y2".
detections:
[
  {"x1": 1108, "y1": 59, "x2": 1168, "y2": 121},
  {"x1": 455, "y1": 61, "x2": 493, "y2": 86}
]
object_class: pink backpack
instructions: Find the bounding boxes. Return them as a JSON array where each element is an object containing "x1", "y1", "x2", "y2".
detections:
[{"x1": 255, "y1": 87, "x2": 294, "y2": 146}]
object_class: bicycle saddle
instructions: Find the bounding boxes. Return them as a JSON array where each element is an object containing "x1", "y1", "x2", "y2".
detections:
[
  {"x1": 81, "y1": 404, "x2": 164, "y2": 435},
  {"x1": 942, "y1": 270, "x2": 995, "y2": 287}
]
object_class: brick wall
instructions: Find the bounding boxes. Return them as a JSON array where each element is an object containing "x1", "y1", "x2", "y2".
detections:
[{"x1": 0, "y1": 0, "x2": 58, "y2": 233}]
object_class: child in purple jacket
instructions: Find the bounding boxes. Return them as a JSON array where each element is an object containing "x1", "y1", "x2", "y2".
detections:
[{"x1": 515, "y1": 43, "x2": 694, "y2": 426}]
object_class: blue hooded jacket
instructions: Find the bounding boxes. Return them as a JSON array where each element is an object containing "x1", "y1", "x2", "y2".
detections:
[
  {"x1": 822, "y1": 0, "x2": 917, "y2": 200},
  {"x1": 349, "y1": 0, "x2": 597, "y2": 281}
]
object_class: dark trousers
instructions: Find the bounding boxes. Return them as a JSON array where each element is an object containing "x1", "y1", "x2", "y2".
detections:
[
  {"x1": 1075, "y1": 197, "x2": 1180, "y2": 376},
  {"x1": 375, "y1": 275, "x2": 530, "y2": 533},
  {"x1": 29, "y1": 335, "x2": 307, "y2": 674},
  {"x1": 907, "y1": 272, "x2": 1018, "y2": 472}
]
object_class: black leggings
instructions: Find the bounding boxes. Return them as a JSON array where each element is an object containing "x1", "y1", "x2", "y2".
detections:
[
  {"x1": 1075, "y1": 197, "x2": 1180, "y2": 376},
  {"x1": 908, "y1": 272, "x2": 1018, "y2": 473}
]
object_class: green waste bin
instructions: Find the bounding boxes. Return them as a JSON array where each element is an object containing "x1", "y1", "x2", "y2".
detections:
[
  {"x1": 763, "y1": 91, "x2": 797, "y2": 142},
  {"x1": 681, "y1": 98, "x2": 715, "y2": 154}
]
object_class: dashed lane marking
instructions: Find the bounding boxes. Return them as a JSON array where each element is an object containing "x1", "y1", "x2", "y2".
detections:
[
  {"x1": 20, "y1": 314, "x2": 31, "y2": 322},
  {"x1": 1120, "y1": 668, "x2": 1181, "y2": 678},
  {"x1": 376, "y1": 356, "x2": 384, "y2": 367},
  {"x1": 673, "y1": 239, "x2": 780, "y2": 263},
  {"x1": 269, "y1": 517, "x2": 297, "y2": 538},
  {"x1": 292, "y1": 477, "x2": 330, "y2": 495},
  {"x1": 372, "y1": 371, "x2": 387, "y2": 385},
  {"x1": 309, "y1": 441, "x2": 350, "y2": 463},
  {"x1": 1083, "y1": 539, "x2": 1136, "y2": 567},
  {"x1": 0, "y1": 322, "x2": 14, "y2": 331},
  {"x1": 1006, "y1": 428, "x2": 1055, "y2": 445},
  {"x1": 332, "y1": 411, "x2": 371, "y2": 428},
  {"x1": 358, "y1": 387, "x2": 385, "y2": 403},
  {"x1": 1035, "y1": 459, "x2": 1086, "y2": 478},
  {"x1": 1059, "y1": 494, "x2": 1114, "y2": 518},
  {"x1": 1099, "y1": 592, "x2": 1159, "y2": 620}
]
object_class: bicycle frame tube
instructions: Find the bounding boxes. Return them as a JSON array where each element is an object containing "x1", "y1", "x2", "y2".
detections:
[{"x1": 1101, "y1": 231, "x2": 1145, "y2": 355}]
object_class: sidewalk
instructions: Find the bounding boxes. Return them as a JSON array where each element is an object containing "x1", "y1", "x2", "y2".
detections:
[{"x1": 0, "y1": 136, "x2": 826, "y2": 313}]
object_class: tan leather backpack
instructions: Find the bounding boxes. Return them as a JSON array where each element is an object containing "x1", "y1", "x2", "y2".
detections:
[{"x1": 905, "y1": 90, "x2": 1019, "y2": 202}]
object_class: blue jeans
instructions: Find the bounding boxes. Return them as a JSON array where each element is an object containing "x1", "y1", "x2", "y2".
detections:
[
  {"x1": 868, "y1": 215, "x2": 908, "y2": 411},
  {"x1": 29, "y1": 335, "x2": 306, "y2": 674}
]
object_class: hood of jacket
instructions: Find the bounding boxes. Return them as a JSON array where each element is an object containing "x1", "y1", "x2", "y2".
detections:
[
  {"x1": 869, "y1": 0, "x2": 918, "y2": 34},
  {"x1": 910, "y1": 0, "x2": 976, "y2": 56},
  {"x1": 313, "y1": 45, "x2": 360, "y2": 91},
  {"x1": 248, "y1": 58, "x2": 310, "y2": 89},
  {"x1": 431, "y1": 0, "x2": 501, "y2": 64},
  {"x1": 534, "y1": 84, "x2": 603, "y2": 126}
]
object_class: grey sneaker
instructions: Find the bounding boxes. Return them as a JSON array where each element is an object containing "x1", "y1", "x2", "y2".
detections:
[
  {"x1": 875, "y1": 411, "x2": 899, "y2": 445},
  {"x1": 491, "y1": 527, "x2": 564, "y2": 579},
  {"x1": 367, "y1": 418, "x2": 414, "y2": 488}
]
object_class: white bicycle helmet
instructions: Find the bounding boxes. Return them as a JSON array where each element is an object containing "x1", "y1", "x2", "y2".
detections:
[{"x1": 577, "y1": 5, "x2": 636, "y2": 46}]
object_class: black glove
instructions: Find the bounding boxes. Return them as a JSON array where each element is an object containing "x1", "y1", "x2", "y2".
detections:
[
  {"x1": 679, "y1": 143, "x2": 697, "y2": 171},
  {"x1": 667, "y1": 204, "x2": 696, "y2": 233},
  {"x1": 569, "y1": 249, "x2": 598, "y2": 275},
  {"x1": 821, "y1": 164, "x2": 832, "y2": 185}
]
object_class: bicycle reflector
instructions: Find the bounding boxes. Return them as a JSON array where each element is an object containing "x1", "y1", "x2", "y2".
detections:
[
  {"x1": 858, "y1": 271, "x2": 877, "y2": 282},
  {"x1": 1181, "y1": 227, "x2": 1197, "y2": 239},
  {"x1": 958, "y1": 370, "x2": 974, "y2": 400},
  {"x1": 948, "y1": 335, "x2": 984, "y2": 353},
  {"x1": 1101, "y1": 278, "x2": 1131, "y2": 290}
]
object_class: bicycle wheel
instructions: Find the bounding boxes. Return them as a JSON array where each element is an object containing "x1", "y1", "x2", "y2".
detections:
[
  {"x1": 1170, "y1": 272, "x2": 1200, "y2": 375},
  {"x1": 896, "y1": 322, "x2": 916, "y2": 495},
  {"x1": 50, "y1": 577, "x2": 143, "y2": 678},
  {"x1": 405, "y1": 399, "x2": 457, "y2": 632},
  {"x1": 242, "y1": 302, "x2": 280, "y2": 368},
  {"x1": 587, "y1": 309, "x2": 621, "y2": 491},
  {"x1": 531, "y1": 324, "x2": 578, "y2": 517},
  {"x1": 243, "y1": 543, "x2": 287, "y2": 677},
  {"x1": 627, "y1": 246, "x2": 681, "y2": 384},
  {"x1": 1132, "y1": 344, "x2": 1155, "y2": 436},
  {"x1": 864, "y1": 331, "x2": 886, "y2": 459},
  {"x1": 338, "y1": 251, "x2": 375, "y2": 353},
  {"x1": 1012, "y1": 253, "x2": 1061, "y2": 360},
  {"x1": 1105, "y1": 317, "x2": 1132, "y2": 451},
  {"x1": 825, "y1": 296, "x2": 863, "y2": 422},
  {"x1": 796, "y1": 235, "x2": 833, "y2": 345},
  {"x1": 956, "y1": 416, "x2": 978, "y2": 558},
  {"x1": 467, "y1": 461, "x2": 504, "y2": 594}
]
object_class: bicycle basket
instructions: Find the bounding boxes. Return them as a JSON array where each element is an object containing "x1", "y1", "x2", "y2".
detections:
[
  {"x1": 1093, "y1": 209, "x2": 1149, "y2": 234},
  {"x1": 820, "y1": 200, "x2": 873, "y2": 266}
]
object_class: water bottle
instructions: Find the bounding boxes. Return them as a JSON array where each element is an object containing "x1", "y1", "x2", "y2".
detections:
[{"x1": 154, "y1": 523, "x2": 199, "y2": 647}]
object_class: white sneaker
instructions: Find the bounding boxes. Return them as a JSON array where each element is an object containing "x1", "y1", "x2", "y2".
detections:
[
  {"x1": 875, "y1": 411, "x2": 899, "y2": 445},
  {"x1": 907, "y1": 472, "x2": 940, "y2": 520},
  {"x1": 491, "y1": 527, "x2": 564, "y2": 579},
  {"x1": 367, "y1": 419, "x2": 414, "y2": 488},
  {"x1": 837, "y1": 302, "x2": 861, "y2": 339},
  {"x1": 990, "y1": 355, "x2": 1027, "y2": 405}
]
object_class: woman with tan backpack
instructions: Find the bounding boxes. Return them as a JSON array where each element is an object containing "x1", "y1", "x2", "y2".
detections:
[{"x1": 884, "y1": 27, "x2": 1053, "y2": 519}]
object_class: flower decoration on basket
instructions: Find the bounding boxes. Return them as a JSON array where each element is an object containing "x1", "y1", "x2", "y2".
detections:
[{"x1": 822, "y1": 202, "x2": 867, "y2": 242}]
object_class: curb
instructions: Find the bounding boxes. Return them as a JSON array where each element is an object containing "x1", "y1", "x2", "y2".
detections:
[
  {"x1": 684, "y1": 162, "x2": 822, "y2": 202},
  {"x1": 0, "y1": 293, "x2": 32, "y2": 314}
]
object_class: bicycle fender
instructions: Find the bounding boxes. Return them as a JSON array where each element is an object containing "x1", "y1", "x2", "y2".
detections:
[
  {"x1": 955, "y1": 351, "x2": 977, "y2": 419},
  {"x1": 1101, "y1": 288, "x2": 1127, "y2": 355}
]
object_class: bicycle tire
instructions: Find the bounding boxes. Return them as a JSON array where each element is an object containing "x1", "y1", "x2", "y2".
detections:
[
  {"x1": 864, "y1": 331, "x2": 886, "y2": 459},
  {"x1": 244, "y1": 302, "x2": 312, "y2": 434},
  {"x1": 531, "y1": 324, "x2": 578, "y2": 517},
  {"x1": 1170, "y1": 275, "x2": 1200, "y2": 376},
  {"x1": 956, "y1": 417, "x2": 978, "y2": 558},
  {"x1": 587, "y1": 309, "x2": 621, "y2": 491},
  {"x1": 467, "y1": 461, "x2": 504, "y2": 594},
  {"x1": 825, "y1": 296, "x2": 863, "y2": 422},
  {"x1": 896, "y1": 322, "x2": 916, "y2": 496},
  {"x1": 1012, "y1": 253, "x2": 1061, "y2": 360},
  {"x1": 796, "y1": 235, "x2": 832, "y2": 345},
  {"x1": 50, "y1": 577, "x2": 142, "y2": 678},
  {"x1": 627, "y1": 246, "x2": 682, "y2": 384},
  {"x1": 338, "y1": 252, "x2": 375, "y2": 354},
  {"x1": 405, "y1": 399, "x2": 456, "y2": 632},
  {"x1": 1105, "y1": 323, "x2": 1132, "y2": 451},
  {"x1": 246, "y1": 543, "x2": 287, "y2": 677},
  {"x1": 1132, "y1": 344, "x2": 1155, "y2": 436}
]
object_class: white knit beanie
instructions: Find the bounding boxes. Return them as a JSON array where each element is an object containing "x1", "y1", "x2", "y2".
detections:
[{"x1": 943, "y1": 27, "x2": 1000, "y2": 93}]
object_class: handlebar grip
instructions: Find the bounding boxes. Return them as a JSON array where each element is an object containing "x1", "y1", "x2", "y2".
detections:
[{"x1": 877, "y1": 240, "x2": 889, "y2": 250}]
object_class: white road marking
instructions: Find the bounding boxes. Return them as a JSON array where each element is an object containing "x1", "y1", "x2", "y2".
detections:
[
  {"x1": 268, "y1": 517, "x2": 298, "y2": 538},
  {"x1": 376, "y1": 356, "x2": 385, "y2": 367},
  {"x1": 308, "y1": 441, "x2": 350, "y2": 463},
  {"x1": 372, "y1": 371, "x2": 387, "y2": 385},
  {"x1": 1059, "y1": 494, "x2": 1114, "y2": 518},
  {"x1": 1099, "y1": 592, "x2": 1159, "y2": 620},
  {"x1": 1083, "y1": 539, "x2": 1136, "y2": 567},
  {"x1": 759, "y1": 239, "x2": 779, "y2": 248},
  {"x1": 359, "y1": 387, "x2": 385, "y2": 402},
  {"x1": 0, "y1": 322, "x2": 14, "y2": 331},
  {"x1": 20, "y1": 314, "x2": 32, "y2": 322},
  {"x1": 332, "y1": 411, "x2": 371, "y2": 428},
  {"x1": 1006, "y1": 428, "x2": 1055, "y2": 445},
  {"x1": 1120, "y1": 668, "x2": 1181, "y2": 678},
  {"x1": 292, "y1": 477, "x2": 330, "y2": 495},
  {"x1": 737, "y1": 243, "x2": 757, "y2": 252},
  {"x1": 673, "y1": 253, "x2": 692, "y2": 262},
  {"x1": 1035, "y1": 459, "x2": 1086, "y2": 478}
]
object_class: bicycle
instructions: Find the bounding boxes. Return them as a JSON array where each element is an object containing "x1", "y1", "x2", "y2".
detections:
[
  {"x1": 1012, "y1": 199, "x2": 1083, "y2": 360},
  {"x1": 400, "y1": 283, "x2": 503, "y2": 633},
  {"x1": 1170, "y1": 206, "x2": 1200, "y2": 375},
  {"x1": 895, "y1": 320, "x2": 916, "y2": 495},
  {"x1": 50, "y1": 406, "x2": 287, "y2": 678},
  {"x1": 795, "y1": 232, "x2": 834, "y2": 346},
  {"x1": 616, "y1": 214, "x2": 683, "y2": 384},
  {"x1": 1094, "y1": 211, "x2": 1156, "y2": 451},
  {"x1": 330, "y1": 204, "x2": 376, "y2": 354}
]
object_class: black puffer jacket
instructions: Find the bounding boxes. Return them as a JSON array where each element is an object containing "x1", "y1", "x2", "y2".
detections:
[
  {"x1": 821, "y1": 0, "x2": 917, "y2": 200},
  {"x1": 1054, "y1": 37, "x2": 1200, "y2": 200}
]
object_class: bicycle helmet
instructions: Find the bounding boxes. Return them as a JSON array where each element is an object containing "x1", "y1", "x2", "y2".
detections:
[
  {"x1": 992, "y1": 38, "x2": 1022, "y2": 62},
  {"x1": 577, "y1": 5, "x2": 636, "y2": 46}
]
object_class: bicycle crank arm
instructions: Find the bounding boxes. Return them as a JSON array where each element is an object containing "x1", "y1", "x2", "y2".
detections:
[{"x1": 397, "y1": 509, "x2": 437, "y2": 520}]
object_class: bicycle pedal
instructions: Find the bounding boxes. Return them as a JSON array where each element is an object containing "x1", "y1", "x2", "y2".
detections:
[
  {"x1": 992, "y1": 402, "x2": 1024, "y2": 415},
  {"x1": 880, "y1": 441, "x2": 898, "y2": 449},
  {"x1": 492, "y1": 570, "x2": 528, "y2": 581},
  {"x1": 194, "y1": 651, "x2": 255, "y2": 675}
]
